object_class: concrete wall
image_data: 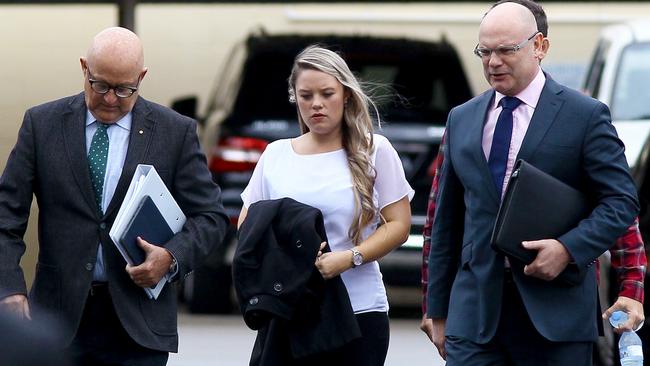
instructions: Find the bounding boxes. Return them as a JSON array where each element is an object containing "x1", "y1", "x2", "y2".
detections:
[{"x1": 1, "y1": 2, "x2": 648, "y2": 286}]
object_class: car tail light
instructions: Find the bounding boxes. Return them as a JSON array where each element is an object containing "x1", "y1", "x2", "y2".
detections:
[
  {"x1": 427, "y1": 154, "x2": 442, "y2": 177},
  {"x1": 209, "y1": 136, "x2": 269, "y2": 173},
  {"x1": 427, "y1": 161, "x2": 436, "y2": 177}
]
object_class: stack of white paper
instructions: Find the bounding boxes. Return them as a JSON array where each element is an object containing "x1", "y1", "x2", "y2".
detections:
[{"x1": 109, "y1": 165, "x2": 186, "y2": 299}]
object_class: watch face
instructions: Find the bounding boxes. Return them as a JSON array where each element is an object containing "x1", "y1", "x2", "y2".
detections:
[{"x1": 353, "y1": 252, "x2": 363, "y2": 266}]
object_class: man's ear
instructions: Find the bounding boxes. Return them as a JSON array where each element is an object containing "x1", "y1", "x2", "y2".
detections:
[
  {"x1": 139, "y1": 67, "x2": 148, "y2": 82},
  {"x1": 536, "y1": 37, "x2": 549, "y2": 62},
  {"x1": 80, "y1": 57, "x2": 87, "y2": 75}
]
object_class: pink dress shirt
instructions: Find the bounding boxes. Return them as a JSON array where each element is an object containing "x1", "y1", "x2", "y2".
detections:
[{"x1": 482, "y1": 67, "x2": 546, "y2": 197}]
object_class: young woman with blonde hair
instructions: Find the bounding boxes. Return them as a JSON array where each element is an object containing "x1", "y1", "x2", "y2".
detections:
[{"x1": 239, "y1": 45, "x2": 413, "y2": 365}]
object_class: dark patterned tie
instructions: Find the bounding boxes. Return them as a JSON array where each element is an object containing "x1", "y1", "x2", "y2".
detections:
[
  {"x1": 88, "y1": 122, "x2": 110, "y2": 214},
  {"x1": 488, "y1": 96, "x2": 522, "y2": 193}
]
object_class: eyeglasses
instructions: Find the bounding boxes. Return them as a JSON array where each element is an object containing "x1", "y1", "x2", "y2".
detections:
[
  {"x1": 86, "y1": 69, "x2": 140, "y2": 98},
  {"x1": 473, "y1": 32, "x2": 540, "y2": 59}
]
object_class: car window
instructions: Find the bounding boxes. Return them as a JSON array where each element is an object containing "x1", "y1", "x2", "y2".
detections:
[
  {"x1": 583, "y1": 39, "x2": 609, "y2": 98},
  {"x1": 611, "y1": 42, "x2": 650, "y2": 121},
  {"x1": 356, "y1": 62, "x2": 450, "y2": 123},
  {"x1": 228, "y1": 39, "x2": 469, "y2": 126}
]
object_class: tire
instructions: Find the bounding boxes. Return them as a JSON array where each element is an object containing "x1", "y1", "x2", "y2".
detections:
[
  {"x1": 181, "y1": 226, "x2": 238, "y2": 314},
  {"x1": 183, "y1": 265, "x2": 234, "y2": 314}
]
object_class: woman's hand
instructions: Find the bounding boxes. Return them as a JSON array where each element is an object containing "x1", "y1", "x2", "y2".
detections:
[{"x1": 316, "y1": 245, "x2": 352, "y2": 279}]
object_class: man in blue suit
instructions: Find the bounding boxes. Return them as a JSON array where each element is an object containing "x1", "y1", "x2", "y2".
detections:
[{"x1": 426, "y1": 1, "x2": 639, "y2": 364}]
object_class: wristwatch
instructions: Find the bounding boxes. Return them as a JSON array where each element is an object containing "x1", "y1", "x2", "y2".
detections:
[
  {"x1": 169, "y1": 257, "x2": 178, "y2": 274},
  {"x1": 349, "y1": 248, "x2": 364, "y2": 268}
]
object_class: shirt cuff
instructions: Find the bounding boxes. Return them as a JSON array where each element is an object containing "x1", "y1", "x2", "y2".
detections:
[{"x1": 619, "y1": 280, "x2": 645, "y2": 304}]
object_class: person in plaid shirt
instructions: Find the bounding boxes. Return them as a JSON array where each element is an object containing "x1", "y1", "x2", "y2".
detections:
[{"x1": 420, "y1": 134, "x2": 646, "y2": 342}]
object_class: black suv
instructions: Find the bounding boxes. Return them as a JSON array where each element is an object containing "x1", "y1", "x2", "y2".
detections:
[{"x1": 172, "y1": 32, "x2": 472, "y2": 313}]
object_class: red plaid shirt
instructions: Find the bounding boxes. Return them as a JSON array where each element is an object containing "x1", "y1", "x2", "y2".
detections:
[{"x1": 421, "y1": 137, "x2": 646, "y2": 314}]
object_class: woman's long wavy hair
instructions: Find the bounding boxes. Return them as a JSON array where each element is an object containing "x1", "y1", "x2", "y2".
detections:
[{"x1": 288, "y1": 45, "x2": 381, "y2": 245}]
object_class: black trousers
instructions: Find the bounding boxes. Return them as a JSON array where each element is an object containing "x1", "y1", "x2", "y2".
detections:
[
  {"x1": 66, "y1": 283, "x2": 168, "y2": 366},
  {"x1": 445, "y1": 270, "x2": 593, "y2": 366},
  {"x1": 340, "y1": 312, "x2": 390, "y2": 366},
  {"x1": 300, "y1": 311, "x2": 390, "y2": 366}
]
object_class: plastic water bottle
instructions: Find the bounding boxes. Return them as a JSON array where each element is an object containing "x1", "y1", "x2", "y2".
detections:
[
  {"x1": 610, "y1": 310, "x2": 631, "y2": 328},
  {"x1": 610, "y1": 311, "x2": 644, "y2": 366}
]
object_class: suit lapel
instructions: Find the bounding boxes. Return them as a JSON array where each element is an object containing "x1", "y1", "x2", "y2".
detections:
[
  {"x1": 516, "y1": 77, "x2": 564, "y2": 162},
  {"x1": 104, "y1": 98, "x2": 155, "y2": 218},
  {"x1": 62, "y1": 93, "x2": 99, "y2": 216},
  {"x1": 469, "y1": 91, "x2": 502, "y2": 205}
]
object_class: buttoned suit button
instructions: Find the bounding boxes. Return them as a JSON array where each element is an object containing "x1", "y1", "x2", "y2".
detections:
[
  {"x1": 249, "y1": 297, "x2": 259, "y2": 305},
  {"x1": 295, "y1": 240, "x2": 302, "y2": 248},
  {"x1": 99, "y1": 222, "x2": 107, "y2": 230},
  {"x1": 85, "y1": 263, "x2": 94, "y2": 271},
  {"x1": 273, "y1": 282, "x2": 283, "y2": 292}
]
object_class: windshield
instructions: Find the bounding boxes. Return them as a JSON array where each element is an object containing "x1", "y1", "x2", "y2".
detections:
[
  {"x1": 229, "y1": 37, "x2": 471, "y2": 126},
  {"x1": 611, "y1": 42, "x2": 650, "y2": 121}
]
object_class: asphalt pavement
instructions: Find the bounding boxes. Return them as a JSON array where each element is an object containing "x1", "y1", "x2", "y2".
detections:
[{"x1": 168, "y1": 311, "x2": 445, "y2": 365}]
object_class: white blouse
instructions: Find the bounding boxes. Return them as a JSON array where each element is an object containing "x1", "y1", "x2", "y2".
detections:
[{"x1": 241, "y1": 134, "x2": 414, "y2": 313}]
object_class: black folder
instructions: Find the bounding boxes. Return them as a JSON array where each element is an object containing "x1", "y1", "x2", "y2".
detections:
[
  {"x1": 490, "y1": 160, "x2": 589, "y2": 285},
  {"x1": 118, "y1": 195, "x2": 174, "y2": 266}
]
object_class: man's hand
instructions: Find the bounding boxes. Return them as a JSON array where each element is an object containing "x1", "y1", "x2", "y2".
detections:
[
  {"x1": 521, "y1": 239, "x2": 571, "y2": 281},
  {"x1": 0, "y1": 294, "x2": 31, "y2": 320},
  {"x1": 430, "y1": 317, "x2": 447, "y2": 360},
  {"x1": 125, "y1": 237, "x2": 173, "y2": 288},
  {"x1": 603, "y1": 296, "x2": 645, "y2": 334},
  {"x1": 420, "y1": 315, "x2": 434, "y2": 343}
]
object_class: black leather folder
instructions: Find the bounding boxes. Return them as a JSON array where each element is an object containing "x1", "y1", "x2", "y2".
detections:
[
  {"x1": 119, "y1": 195, "x2": 174, "y2": 266},
  {"x1": 490, "y1": 160, "x2": 589, "y2": 285}
]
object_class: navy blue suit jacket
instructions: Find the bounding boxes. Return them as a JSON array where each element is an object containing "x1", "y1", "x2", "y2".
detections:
[{"x1": 426, "y1": 76, "x2": 639, "y2": 343}]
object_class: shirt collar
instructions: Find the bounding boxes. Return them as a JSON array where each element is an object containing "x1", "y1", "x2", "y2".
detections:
[
  {"x1": 493, "y1": 66, "x2": 546, "y2": 110},
  {"x1": 85, "y1": 110, "x2": 132, "y2": 131}
]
